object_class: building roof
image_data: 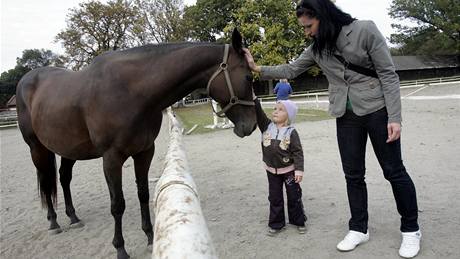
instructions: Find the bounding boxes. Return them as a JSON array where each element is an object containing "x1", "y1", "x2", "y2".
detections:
[
  {"x1": 6, "y1": 95, "x2": 16, "y2": 107},
  {"x1": 392, "y1": 55, "x2": 460, "y2": 71}
]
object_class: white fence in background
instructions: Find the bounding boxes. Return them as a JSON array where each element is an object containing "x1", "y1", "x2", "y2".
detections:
[
  {"x1": 184, "y1": 97, "x2": 211, "y2": 106},
  {"x1": 399, "y1": 75, "x2": 460, "y2": 88},
  {"x1": 259, "y1": 75, "x2": 460, "y2": 107},
  {"x1": 0, "y1": 109, "x2": 18, "y2": 128},
  {"x1": 152, "y1": 108, "x2": 217, "y2": 259}
]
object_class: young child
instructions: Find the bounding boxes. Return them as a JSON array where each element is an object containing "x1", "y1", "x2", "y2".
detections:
[{"x1": 252, "y1": 91, "x2": 307, "y2": 236}]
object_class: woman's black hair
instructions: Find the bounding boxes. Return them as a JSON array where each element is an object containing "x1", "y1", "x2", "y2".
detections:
[{"x1": 296, "y1": 0, "x2": 355, "y2": 58}]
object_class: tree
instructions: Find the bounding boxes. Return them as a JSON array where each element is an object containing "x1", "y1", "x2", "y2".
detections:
[
  {"x1": 0, "y1": 66, "x2": 28, "y2": 108},
  {"x1": 183, "y1": 0, "x2": 245, "y2": 42},
  {"x1": 55, "y1": 0, "x2": 141, "y2": 69},
  {"x1": 0, "y1": 49, "x2": 63, "y2": 107},
  {"x1": 389, "y1": 0, "x2": 460, "y2": 55},
  {"x1": 227, "y1": 0, "x2": 320, "y2": 76},
  {"x1": 134, "y1": 0, "x2": 187, "y2": 44},
  {"x1": 17, "y1": 49, "x2": 66, "y2": 69}
]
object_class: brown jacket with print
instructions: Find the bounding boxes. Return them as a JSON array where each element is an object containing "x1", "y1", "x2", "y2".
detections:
[{"x1": 255, "y1": 98, "x2": 304, "y2": 173}]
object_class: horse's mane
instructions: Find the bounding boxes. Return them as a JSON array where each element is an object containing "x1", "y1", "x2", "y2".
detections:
[
  {"x1": 88, "y1": 42, "x2": 223, "y2": 67},
  {"x1": 119, "y1": 42, "x2": 221, "y2": 56}
]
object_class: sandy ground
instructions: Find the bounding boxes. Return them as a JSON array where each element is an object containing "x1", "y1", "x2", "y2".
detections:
[{"x1": 1, "y1": 82, "x2": 460, "y2": 259}]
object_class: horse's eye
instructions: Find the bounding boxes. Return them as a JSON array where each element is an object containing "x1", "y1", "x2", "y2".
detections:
[{"x1": 246, "y1": 75, "x2": 253, "y2": 82}]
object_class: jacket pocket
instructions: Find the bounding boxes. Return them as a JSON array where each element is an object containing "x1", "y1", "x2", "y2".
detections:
[{"x1": 356, "y1": 78, "x2": 383, "y2": 101}]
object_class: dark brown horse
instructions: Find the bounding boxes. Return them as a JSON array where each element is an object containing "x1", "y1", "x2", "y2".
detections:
[{"x1": 16, "y1": 29, "x2": 256, "y2": 259}]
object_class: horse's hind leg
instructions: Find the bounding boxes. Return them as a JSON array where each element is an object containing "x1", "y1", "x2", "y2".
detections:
[
  {"x1": 59, "y1": 157, "x2": 83, "y2": 228},
  {"x1": 133, "y1": 146, "x2": 155, "y2": 246},
  {"x1": 30, "y1": 143, "x2": 61, "y2": 234},
  {"x1": 103, "y1": 151, "x2": 130, "y2": 259}
]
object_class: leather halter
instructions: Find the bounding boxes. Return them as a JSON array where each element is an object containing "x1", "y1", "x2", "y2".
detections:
[{"x1": 206, "y1": 44, "x2": 255, "y2": 118}]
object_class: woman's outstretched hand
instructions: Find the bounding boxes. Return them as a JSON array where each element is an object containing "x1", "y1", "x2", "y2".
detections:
[{"x1": 243, "y1": 48, "x2": 261, "y2": 73}]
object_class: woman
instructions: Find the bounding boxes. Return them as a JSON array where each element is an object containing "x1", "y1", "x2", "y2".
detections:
[{"x1": 244, "y1": 0, "x2": 421, "y2": 258}]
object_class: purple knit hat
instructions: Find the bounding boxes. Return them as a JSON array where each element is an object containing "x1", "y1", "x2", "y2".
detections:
[{"x1": 278, "y1": 100, "x2": 298, "y2": 124}]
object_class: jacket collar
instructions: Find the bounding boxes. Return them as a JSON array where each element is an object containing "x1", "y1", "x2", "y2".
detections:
[{"x1": 336, "y1": 21, "x2": 355, "y2": 53}]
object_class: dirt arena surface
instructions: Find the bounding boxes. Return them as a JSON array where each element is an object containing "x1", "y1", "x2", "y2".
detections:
[{"x1": 1, "y1": 82, "x2": 459, "y2": 258}]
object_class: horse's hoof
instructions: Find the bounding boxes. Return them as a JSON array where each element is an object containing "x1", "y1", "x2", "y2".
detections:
[
  {"x1": 70, "y1": 221, "x2": 85, "y2": 229},
  {"x1": 147, "y1": 234, "x2": 153, "y2": 246},
  {"x1": 48, "y1": 227, "x2": 62, "y2": 235},
  {"x1": 116, "y1": 248, "x2": 130, "y2": 259}
]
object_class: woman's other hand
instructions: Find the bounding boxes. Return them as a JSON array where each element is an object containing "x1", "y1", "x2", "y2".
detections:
[{"x1": 387, "y1": 122, "x2": 401, "y2": 143}]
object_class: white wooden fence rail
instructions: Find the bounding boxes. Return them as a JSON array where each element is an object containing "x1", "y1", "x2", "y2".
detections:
[{"x1": 152, "y1": 108, "x2": 217, "y2": 259}]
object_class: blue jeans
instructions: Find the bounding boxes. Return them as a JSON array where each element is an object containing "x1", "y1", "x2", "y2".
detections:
[{"x1": 336, "y1": 108, "x2": 419, "y2": 233}]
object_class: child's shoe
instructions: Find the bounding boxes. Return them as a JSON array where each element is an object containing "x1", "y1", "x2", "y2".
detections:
[
  {"x1": 267, "y1": 227, "x2": 283, "y2": 236},
  {"x1": 297, "y1": 226, "x2": 306, "y2": 234}
]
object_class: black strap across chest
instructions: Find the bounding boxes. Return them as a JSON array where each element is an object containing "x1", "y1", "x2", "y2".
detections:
[{"x1": 334, "y1": 54, "x2": 378, "y2": 78}]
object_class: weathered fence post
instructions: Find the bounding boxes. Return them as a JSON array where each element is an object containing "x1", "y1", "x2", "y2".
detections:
[{"x1": 152, "y1": 107, "x2": 217, "y2": 259}]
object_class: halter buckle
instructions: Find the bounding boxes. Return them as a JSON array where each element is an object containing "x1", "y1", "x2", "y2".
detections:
[{"x1": 230, "y1": 96, "x2": 238, "y2": 104}]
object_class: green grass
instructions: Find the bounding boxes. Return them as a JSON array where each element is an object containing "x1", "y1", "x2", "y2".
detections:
[
  {"x1": 173, "y1": 103, "x2": 333, "y2": 135},
  {"x1": 172, "y1": 104, "x2": 218, "y2": 135}
]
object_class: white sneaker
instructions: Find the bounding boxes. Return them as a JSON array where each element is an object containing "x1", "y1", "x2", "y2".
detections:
[
  {"x1": 337, "y1": 230, "x2": 369, "y2": 251},
  {"x1": 399, "y1": 230, "x2": 421, "y2": 258}
]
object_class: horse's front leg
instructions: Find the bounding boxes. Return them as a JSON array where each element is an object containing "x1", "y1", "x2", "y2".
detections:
[
  {"x1": 133, "y1": 146, "x2": 155, "y2": 246},
  {"x1": 59, "y1": 157, "x2": 83, "y2": 227},
  {"x1": 103, "y1": 152, "x2": 129, "y2": 259}
]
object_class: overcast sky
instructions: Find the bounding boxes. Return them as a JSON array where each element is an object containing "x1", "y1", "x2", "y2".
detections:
[{"x1": 1, "y1": 0, "x2": 399, "y2": 73}]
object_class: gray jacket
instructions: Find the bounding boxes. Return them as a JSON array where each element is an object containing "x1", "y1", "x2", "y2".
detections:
[{"x1": 260, "y1": 20, "x2": 402, "y2": 123}]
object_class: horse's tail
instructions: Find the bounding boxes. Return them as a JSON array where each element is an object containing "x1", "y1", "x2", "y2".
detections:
[{"x1": 36, "y1": 153, "x2": 58, "y2": 208}]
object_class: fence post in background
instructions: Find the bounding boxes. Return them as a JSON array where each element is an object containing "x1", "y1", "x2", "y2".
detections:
[
  {"x1": 152, "y1": 107, "x2": 217, "y2": 259},
  {"x1": 205, "y1": 100, "x2": 233, "y2": 129},
  {"x1": 212, "y1": 100, "x2": 219, "y2": 127}
]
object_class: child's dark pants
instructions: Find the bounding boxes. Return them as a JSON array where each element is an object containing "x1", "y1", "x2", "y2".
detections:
[{"x1": 267, "y1": 171, "x2": 306, "y2": 229}]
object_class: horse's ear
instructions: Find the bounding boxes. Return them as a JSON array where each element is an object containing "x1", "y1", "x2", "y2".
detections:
[{"x1": 232, "y1": 28, "x2": 244, "y2": 55}]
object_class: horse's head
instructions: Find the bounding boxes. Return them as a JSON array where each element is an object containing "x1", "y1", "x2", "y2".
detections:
[{"x1": 207, "y1": 29, "x2": 257, "y2": 138}]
